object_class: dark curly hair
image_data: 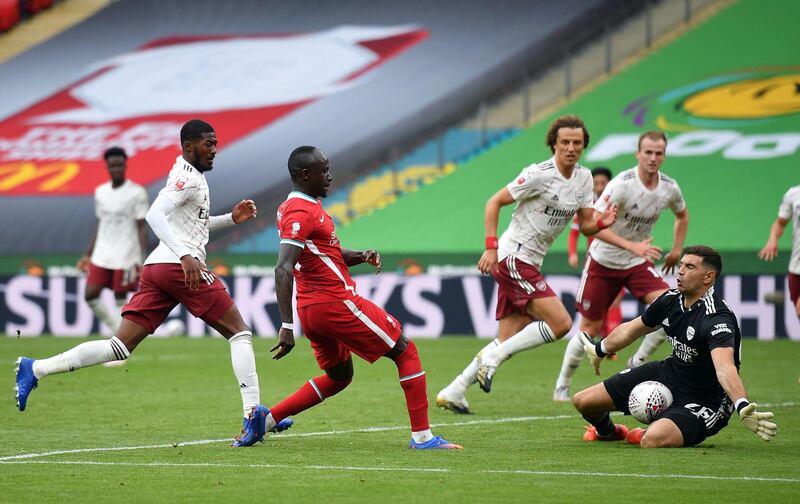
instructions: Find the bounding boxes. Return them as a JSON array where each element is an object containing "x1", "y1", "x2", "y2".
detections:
[{"x1": 545, "y1": 115, "x2": 589, "y2": 154}]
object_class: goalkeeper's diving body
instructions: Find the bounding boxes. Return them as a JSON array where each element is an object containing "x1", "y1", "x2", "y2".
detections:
[{"x1": 572, "y1": 245, "x2": 777, "y2": 447}]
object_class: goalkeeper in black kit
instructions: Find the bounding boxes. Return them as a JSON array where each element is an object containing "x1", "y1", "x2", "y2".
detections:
[{"x1": 571, "y1": 245, "x2": 777, "y2": 447}]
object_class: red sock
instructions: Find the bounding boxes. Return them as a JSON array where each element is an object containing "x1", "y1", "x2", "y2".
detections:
[
  {"x1": 270, "y1": 374, "x2": 350, "y2": 423},
  {"x1": 604, "y1": 305, "x2": 623, "y2": 337},
  {"x1": 395, "y1": 341, "x2": 429, "y2": 433}
]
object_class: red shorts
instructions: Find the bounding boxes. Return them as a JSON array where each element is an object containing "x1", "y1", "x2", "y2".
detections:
[
  {"x1": 492, "y1": 255, "x2": 557, "y2": 320},
  {"x1": 298, "y1": 295, "x2": 402, "y2": 370},
  {"x1": 86, "y1": 263, "x2": 138, "y2": 294},
  {"x1": 121, "y1": 264, "x2": 233, "y2": 333},
  {"x1": 576, "y1": 255, "x2": 669, "y2": 321},
  {"x1": 789, "y1": 273, "x2": 800, "y2": 305}
]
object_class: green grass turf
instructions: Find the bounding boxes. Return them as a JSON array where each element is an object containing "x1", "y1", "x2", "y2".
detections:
[{"x1": 0, "y1": 336, "x2": 798, "y2": 503}]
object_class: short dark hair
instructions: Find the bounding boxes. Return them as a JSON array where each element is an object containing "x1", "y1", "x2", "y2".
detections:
[
  {"x1": 545, "y1": 115, "x2": 590, "y2": 154},
  {"x1": 682, "y1": 245, "x2": 722, "y2": 276},
  {"x1": 288, "y1": 145, "x2": 320, "y2": 180},
  {"x1": 180, "y1": 119, "x2": 214, "y2": 145},
  {"x1": 591, "y1": 166, "x2": 612, "y2": 180},
  {"x1": 637, "y1": 131, "x2": 667, "y2": 150},
  {"x1": 103, "y1": 146, "x2": 127, "y2": 161}
]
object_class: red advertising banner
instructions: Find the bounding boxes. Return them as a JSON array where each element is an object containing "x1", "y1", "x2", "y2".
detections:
[{"x1": 0, "y1": 26, "x2": 427, "y2": 196}]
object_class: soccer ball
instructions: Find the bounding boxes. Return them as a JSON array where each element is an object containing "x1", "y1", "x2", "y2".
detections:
[
  {"x1": 628, "y1": 380, "x2": 673, "y2": 424},
  {"x1": 163, "y1": 318, "x2": 186, "y2": 337}
]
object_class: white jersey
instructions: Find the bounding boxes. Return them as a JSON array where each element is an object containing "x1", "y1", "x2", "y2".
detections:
[
  {"x1": 589, "y1": 167, "x2": 686, "y2": 269},
  {"x1": 145, "y1": 156, "x2": 211, "y2": 265},
  {"x1": 91, "y1": 180, "x2": 149, "y2": 270},
  {"x1": 499, "y1": 157, "x2": 594, "y2": 268},
  {"x1": 777, "y1": 185, "x2": 800, "y2": 274}
]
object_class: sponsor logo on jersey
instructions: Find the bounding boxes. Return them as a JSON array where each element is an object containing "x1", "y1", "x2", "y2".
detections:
[
  {"x1": 711, "y1": 322, "x2": 732, "y2": 336},
  {"x1": 575, "y1": 191, "x2": 585, "y2": 202},
  {"x1": 291, "y1": 222, "x2": 301, "y2": 236},
  {"x1": 686, "y1": 326, "x2": 695, "y2": 340},
  {"x1": 582, "y1": 300, "x2": 591, "y2": 310},
  {"x1": 551, "y1": 194, "x2": 559, "y2": 201},
  {"x1": 632, "y1": 203, "x2": 639, "y2": 209},
  {"x1": 175, "y1": 178, "x2": 187, "y2": 190},
  {"x1": 535, "y1": 280, "x2": 547, "y2": 291},
  {"x1": 662, "y1": 318, "x2": 670, "y2": 327}
]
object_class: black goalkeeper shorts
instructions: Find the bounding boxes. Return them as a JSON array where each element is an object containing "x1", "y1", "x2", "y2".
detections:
[{"x1": 603, "y1": 361, "x2": 731, "y2": 446}]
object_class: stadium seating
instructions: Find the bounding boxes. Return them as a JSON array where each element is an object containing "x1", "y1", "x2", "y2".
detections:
[
  {"x1": 335, "y1": 0, "x2": 798, "y2": 256},
  {"x1": 228, "y1": 127, "x2": 518, "y2": 253}
]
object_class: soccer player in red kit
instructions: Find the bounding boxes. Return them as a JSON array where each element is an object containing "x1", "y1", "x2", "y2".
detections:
[{"x1": 260, "y1": 145, "x2": 462, "y2": 449}]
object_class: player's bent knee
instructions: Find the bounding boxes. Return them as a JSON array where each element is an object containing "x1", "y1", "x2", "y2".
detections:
[
  {"x1": 550, "y1": 317, "x2": 573, "y2": 339},
  {"x1": 571, "y1": 389, "x2": 591, "y2": 413}
]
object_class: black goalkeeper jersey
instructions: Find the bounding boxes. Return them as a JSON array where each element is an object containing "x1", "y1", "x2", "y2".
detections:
[{"x1": 641, "y1": 287, "x2": 741, "y2": 404}]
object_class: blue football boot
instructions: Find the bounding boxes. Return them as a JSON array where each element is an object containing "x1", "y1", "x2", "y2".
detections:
[
  {"x1": 269, "y1": 417, "x2": 293, "y2": 434},
  {"x1": 232, "y1": 405, "x2": 269, "y2": 447},
  {"x1": 408, "y1": 435, "x2": 463, "y2": 450},
  {"x1": 15, "y1": 357, "x2": 38, "y2": 412}
]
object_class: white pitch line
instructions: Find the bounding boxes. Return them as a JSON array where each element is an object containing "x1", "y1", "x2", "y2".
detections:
[
  {"x1": 0, "y1": 414, "x2": 574, "y2": 461},
  {"x1": 0, "y1": 460, "x2": 797, "y2": 484},
  {"x1": 2, "y1": 402, "x2": 796, "y2": 463}
]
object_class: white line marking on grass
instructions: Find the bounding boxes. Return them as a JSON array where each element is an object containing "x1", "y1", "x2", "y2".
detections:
[
  {"x1": 1, "y1": 460, "x2": 797, "y2": 484},
  {"x1": 1, "y1": 402, "x2": 795, "y2": 463},
  {"x1": 0, "y1": 414, "x2": 573, "y2": 461}
]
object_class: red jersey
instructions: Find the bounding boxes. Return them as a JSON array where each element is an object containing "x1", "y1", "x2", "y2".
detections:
[{"x1": 277, "y1": 191, "x2": 356, "y2": 307}]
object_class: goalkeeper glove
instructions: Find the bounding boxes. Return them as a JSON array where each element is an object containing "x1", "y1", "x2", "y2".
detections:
[
  {"x1": 581, "y1": 332, "x2": 613, "y2": 376},
  {"x1": 738, "y1": 402, "x2": 777, "y2": 441}
]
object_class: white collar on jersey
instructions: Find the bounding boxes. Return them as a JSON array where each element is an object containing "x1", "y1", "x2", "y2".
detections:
[
  {"x1": 287, "y1": 191, "x2": 319, "y2": 203},
  {"x1": 174, "y1": 155, "x2": 202, "y2": 176}
]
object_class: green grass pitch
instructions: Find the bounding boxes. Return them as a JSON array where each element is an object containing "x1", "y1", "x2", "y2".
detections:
[{"x1": 1, "y1": 336, "x2": 798, "y2": 503}]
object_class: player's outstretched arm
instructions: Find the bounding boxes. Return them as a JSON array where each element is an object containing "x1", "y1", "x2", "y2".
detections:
[
  {"x1": 273, "y1": 243, "x2": 302, "y2": 360},
  {"x1": 576, "y1": 205, "x2": 617, "y2": 237},
  {"x1": 663, "y1": 208, "x2": 689, "y2": 274},
  {"x1": 341, "y1": 248, "x2": 382, "y2": 273},
  {"x1": 583, "y1": 317, "x2": 654, "y2": 375},
  {"x1": 757, "y1": 217, "x2": 788, "y2": 261},
  {"x1": 710, "y1": 347, "x2": 777, "y2": 441}
]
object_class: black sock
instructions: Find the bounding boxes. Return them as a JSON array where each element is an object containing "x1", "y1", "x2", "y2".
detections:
[{"x1": 583, "y1": 412, "x2": 614, "y2": 437}]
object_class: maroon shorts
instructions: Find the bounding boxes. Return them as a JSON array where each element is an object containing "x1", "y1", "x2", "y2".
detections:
[
  {"x1": 86, "y1": 263, "x2": 138, "y2": 294},
  {"x1": 789, "y1": 273, "x2": 800, "y2": 305},
  {"x1": 576, "y1": 255, "x2": 669, "y2": 321},
  {"x1": 121, "y1": 264, "x2": 234, "y2": 333},
  {"x1": 492, "y1": 255, "x2": 557, "y2": 320},
  {"x1": 298, "y1": 295, "x2": 402, "y2": 370}
]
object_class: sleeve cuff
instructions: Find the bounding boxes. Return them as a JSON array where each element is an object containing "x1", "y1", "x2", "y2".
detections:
[{"x1": 280, "y1": 238, "x2": 305, "y2": 248}]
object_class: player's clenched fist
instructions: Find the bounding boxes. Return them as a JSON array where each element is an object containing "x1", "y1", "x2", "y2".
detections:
[
  {"x1": 362, "y1": 249, "x2": 382, "y2": 273},
  {"x1": 232, "y1": 199, "x2": 257, "y2": 224},
  {"x1": 478, "y1": 249, "x2": 498, "y2": 275}
]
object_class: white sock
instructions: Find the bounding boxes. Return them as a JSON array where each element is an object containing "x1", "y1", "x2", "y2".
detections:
[
  {"x1": 632, "y1": 327, "x2": 667, "y2": 366},
  {"x1": 447, "y1": 339, "x2": 498, "y2": 393},
  {"x1": 265, "y1": 412, "x2": 276, "y2": 432},
  {"x1": 88, "y1": 298, "x2": 121, "y2": 332},
  {"x1": 32, "y1": 336, "x2": 130, "y2": 378},
  {"x1": 411, "y1": 429, "x2": 434, "y2": 444},
  {"x1": 229, "y1": 331, "x2": 260, "y2": 418},
  {"x1": 483, "y1": 321, "x2": 556, "y2": 367},
  {"x1": 556, "y1": 332, "x2": 587, "y2": 389}
]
